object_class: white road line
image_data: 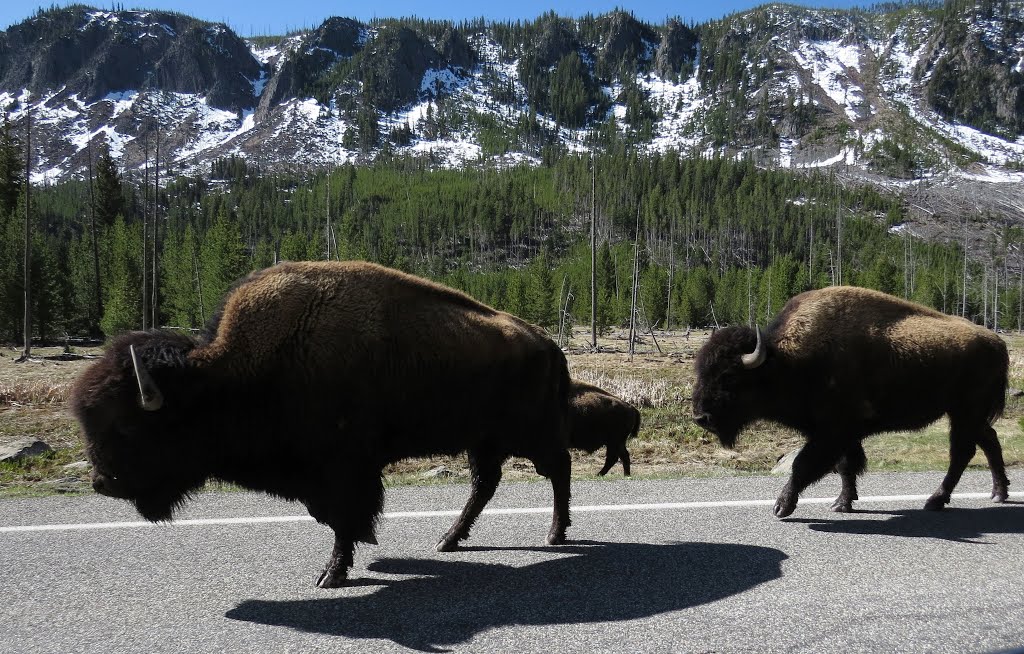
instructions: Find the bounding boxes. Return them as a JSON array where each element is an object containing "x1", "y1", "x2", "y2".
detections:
[{"x1": 1, "y1": 491, "x2": 1020, "y2": 534}]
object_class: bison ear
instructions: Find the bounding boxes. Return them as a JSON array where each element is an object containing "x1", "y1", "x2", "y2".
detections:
[
  {"x1": 130, "y1": 344, "x2": 164, "y2": 411},
  {"x1": 740, "y1": 325, "x2": 767, "y2": 370}
]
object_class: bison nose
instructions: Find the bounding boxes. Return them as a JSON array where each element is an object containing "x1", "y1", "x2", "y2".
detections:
[
  {"x1": 92, "y1": 474, "x2": 123, "y2": 497},
  {"x1": 92, "y1": 477, "x2": 109, "y2": 495}
]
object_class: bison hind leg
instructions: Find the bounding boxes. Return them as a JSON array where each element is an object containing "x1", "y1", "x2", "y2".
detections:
[
  {"x1": 975, "y1": 425, "x2": 1010, "y2": 503},
  {"x1": 831, "y1": 442, "x2": 866, "y2": 513},
  {"x1": 436, "y1": 449, "x2": 505, "y2": 552},
  {"x1": 536, "y1": 448, "x2": 571, "y2": 545},
  {"x1": 925, "y1": 416, "x2": 980, "y2": 511}
]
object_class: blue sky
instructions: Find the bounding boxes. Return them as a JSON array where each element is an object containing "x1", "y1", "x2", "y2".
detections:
[{"x1": 3, "y1": 0, "x2": 866, "y2": 36}]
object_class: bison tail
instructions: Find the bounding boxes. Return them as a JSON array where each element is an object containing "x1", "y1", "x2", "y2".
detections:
[
  {"x1": 617, "y1": 407, "x2": 640, "y2": 477},
  {"x1": 988, "y1": 344, "x2": 1010, "y2": 425}
]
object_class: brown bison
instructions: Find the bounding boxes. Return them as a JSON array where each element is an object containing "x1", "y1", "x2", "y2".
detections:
[
  {"x1": 569, "y1": 381, "x2": 640, "y2": 476},
  {"x1": 692, "y1": 286, "x2": 1009, "y2": 517},
  {"x1": 71, "y1": 261, "x2": 572, "y2": 588}
]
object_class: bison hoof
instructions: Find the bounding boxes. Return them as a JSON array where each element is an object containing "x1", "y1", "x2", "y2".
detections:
[
  {"x1": 435, "y1": 537, "x2": 461, "y2": 553},
  {"x1": 831, "y1": 499, "x2": 855, "y2": 513},
  {"x1": 992, "y1": 487, "x2": 1009, "y2": 503},
  {"x1": 546, "y1": 531, "x2": 567, "y2": 546},
  {"x1": 316, "y1": 567, "x2": 348, "y2": 589},
  {"x1": 773, "y1": 496, "x2": 796, "y2": 518},
  {"x1": 923, "y1": 494, "x2": 949, "y2": 511}
]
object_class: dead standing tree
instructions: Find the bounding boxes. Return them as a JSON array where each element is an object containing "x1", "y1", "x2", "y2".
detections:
[{"x1": 16, "y1": 97, "x2": 32, "y2": 362}]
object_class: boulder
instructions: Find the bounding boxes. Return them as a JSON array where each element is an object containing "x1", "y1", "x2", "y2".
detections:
[
  {"x1": 0, "y1": 439, "x2": 53, "y2": 463},
  {"x1": 771, "y1": 447, "x2": 802, "y2": 475}
]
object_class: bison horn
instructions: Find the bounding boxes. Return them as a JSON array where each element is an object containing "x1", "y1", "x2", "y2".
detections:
[
  {"x1": 741, "y1": 325, "x2": 767, "y2": 370},
  {"x1": 130, "y1": 344, "x2": 164, "y2": 411}
]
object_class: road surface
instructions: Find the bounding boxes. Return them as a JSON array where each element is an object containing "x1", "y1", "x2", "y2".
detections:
[{"x1": 2, "y1": 470, "x2": 1024, "y2": 653}]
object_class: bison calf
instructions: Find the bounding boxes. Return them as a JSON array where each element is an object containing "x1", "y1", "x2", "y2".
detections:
[
  {"x1": 692, "y1": 286, "x2": 1009, "y2": 517},
  {"x1": 569, "y1": 381, "x2": 640, "y2": 476},
  {"x1": 71, "y1": 261, "x2": 572, "y2": 588}
]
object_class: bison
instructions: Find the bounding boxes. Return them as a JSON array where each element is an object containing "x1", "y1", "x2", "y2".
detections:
[
  {"x1": 692, "y1": 286, "x2": 1009, "y2": 517},
  {"x1": 569, "y1": 381, "x2": 640, "y2": 476},
  {"x1": 71, "y1": 260, "x2": 573, "y2": 588}
]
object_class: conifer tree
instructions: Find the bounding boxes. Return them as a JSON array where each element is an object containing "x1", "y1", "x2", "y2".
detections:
[
  {"x1": 199, "y1": 208, "x2": 250, "y2": 309},
  {"x1": 101, "y1": 215, "x2": 142, "y2": 335},
  {"x1": 94, "y1": 141, "x2": 124, "y2": 228},
  {"x1": 0, "y1": 114, "x2": 21, "y2": 219}
]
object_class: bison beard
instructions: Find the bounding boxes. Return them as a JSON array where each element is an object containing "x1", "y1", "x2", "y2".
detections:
[
  {"x1": 71, "y1": 261, "x2": 573, "y2": 588},
  {"x1": 692, "y1": 286, "x2": 1010, "y2": 517}
]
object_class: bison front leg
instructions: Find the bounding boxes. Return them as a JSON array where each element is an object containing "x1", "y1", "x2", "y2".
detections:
[
  {"x1": 832, "y1": 442, "x2": 867, "y2": 513},
  {"x1": 436, "y1": 450, "x2": 505, "y2": 552},
  {"x1": 309, "y1": 474, "x2": 385, "y2": 588},
  {"x1": 776, "y1": 439, "x2": 843, "y2": 518},
  {"x1": 316, "y1": 534, "x2": 355, "y2": 589}
]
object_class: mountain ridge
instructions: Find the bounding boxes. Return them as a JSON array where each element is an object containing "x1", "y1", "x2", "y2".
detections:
[{"x1": 0, "y1": 2, "x2": 1020, "y2": 219}]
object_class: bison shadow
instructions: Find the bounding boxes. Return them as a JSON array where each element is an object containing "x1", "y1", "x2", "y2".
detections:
[
  {"x1": 226, "y1": 540, "x2": 786, "y2": 652},
  {"x1": 791, "y1": 503, "x2": 1024, "y2": 543}
]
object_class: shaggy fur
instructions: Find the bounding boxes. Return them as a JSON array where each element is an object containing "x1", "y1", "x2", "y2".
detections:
[
  {"x1": 568, "y1": 381, "x2": 640, "y2": 476},
  {"x1": 71, "y1": 261, "x2": 573, "y2": 588},
  {"x1": 692, "y1": 285, "x2": 1009, "y2": 517}
]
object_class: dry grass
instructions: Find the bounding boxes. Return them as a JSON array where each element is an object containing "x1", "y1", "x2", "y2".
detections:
[
  {"x1": 0, "y1": 381, "x2": 71, "y2": 406},
  {"x1": 2, "y1": 329, "x2": 1024, "y2": 496}
]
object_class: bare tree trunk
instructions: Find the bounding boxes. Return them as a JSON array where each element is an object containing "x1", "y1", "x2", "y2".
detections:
[
  {"x1": 962, "y1": 218, "x2": 969, "y2": 318},
  {"x1": 995, "y1": 267, "x2": 999, "y2": 330},
  {"x1": 637, "y1": 294, "x2": 663, "y2": 355},
  {"x1": 556, "y1": 274, "x2": 567, "y2": 347},
  {"x1": 86, "y1": 138, "x2": 102, "y2": 333},
  {"x1": 628, "y1": 205, "x2": 640, "y2": 360},
  {"x1": 1018, "y1": 240, "x2": 1023, "y2": 332},
  {"x1": 151, "y1": 125, "x2": 159, "y2": 328},
  {"x1": 142, "y1": 133, "x2": 150, "y2": 330},
  {"x1": 667, "y1": 213, "x2": 675, "y2": 332},
  {"x1": 835, "y1": 201, "x2": 842, "y2": 286},
  {"x1": 590, "y1": 156, "x2": 597, "y2": 349},
  {"x1": 983, "y1": 268, "x2": 989, "y2": 328},
  {"x1": 326, "y1": 173, "x2": 332, "y2": 260},
  {"x1": 809, "y1": 222, "x2": 814, "y2": 287},
  {"x1": 18, "y1": 100, "x2": 31, "y2": 361},
  {"x1": 193, "y1": 242, "x2": 206, "y2": 326}
]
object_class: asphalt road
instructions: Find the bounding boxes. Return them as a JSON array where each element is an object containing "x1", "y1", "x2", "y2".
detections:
[{"x1": 3, "y1": 470, "x2": 1024, "y2": 654}]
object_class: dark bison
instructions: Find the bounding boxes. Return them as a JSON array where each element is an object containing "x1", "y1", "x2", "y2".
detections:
[
  {"x1": 71, "y1": 261, "x2": 572, "y2": 588},
  {"x1": 569, "y1": 381, "x2": 640, "y2": 476},
  {"x1": 692, "y1": 286, "x2": 1009, "y2": 517}
]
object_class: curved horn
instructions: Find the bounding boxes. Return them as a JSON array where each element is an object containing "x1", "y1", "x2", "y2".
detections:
[
  {"x1": 741, "y1": 325, "x2": 767, "y2": 370},
  {"x1": 130, "y1": 344, "x2": 164, "y2": 411}
]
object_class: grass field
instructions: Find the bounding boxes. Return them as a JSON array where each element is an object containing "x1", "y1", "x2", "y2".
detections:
[{"x1": 2, "y1": 327, "x2": 1023, "y2": 497}]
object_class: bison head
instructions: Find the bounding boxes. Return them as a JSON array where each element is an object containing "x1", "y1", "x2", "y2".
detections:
[
  {"x1": 692, "y1": 325, "x2": 768, "y2": 448},
  {"x1": 71, "y1": 332, "x2": 209, "y2": 522}
]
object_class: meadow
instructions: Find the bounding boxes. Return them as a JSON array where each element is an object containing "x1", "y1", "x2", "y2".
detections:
[{"x1": 2, "y1": 327, "x2": 1023, "y2": 496}]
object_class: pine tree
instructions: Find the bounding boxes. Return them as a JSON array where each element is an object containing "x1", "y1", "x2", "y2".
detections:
[
  {"x1": 161, "y1": 224, "x2": 204, "y2": 329},
  {"x1": 101, "y1": 216, "x2": 142, "y2": 335},
  {"x1": 0, "y1": 114, "x2": 21, "y2": 219},
  {"x1": 199, "y1": 208, "x2": 250, "y2": 309},
  {"x1": 94, "y1": 140, "x2": 124, "y2": 228}
]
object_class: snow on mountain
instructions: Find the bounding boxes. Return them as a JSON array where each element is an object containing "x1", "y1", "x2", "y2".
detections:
[{"x1": 1, "y1": 4, "x2": 1021, "y2": 194}]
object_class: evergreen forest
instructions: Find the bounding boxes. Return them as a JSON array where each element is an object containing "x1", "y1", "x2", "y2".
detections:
[{"x1": 0, "y1": 120, "x2": 1018, "y2": 344}]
